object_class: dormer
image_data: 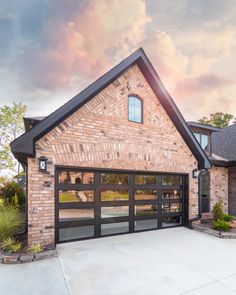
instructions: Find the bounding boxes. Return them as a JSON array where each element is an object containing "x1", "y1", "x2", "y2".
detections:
[{"x1": 187, "y1": 121, "x2": 221, "y2": 156}]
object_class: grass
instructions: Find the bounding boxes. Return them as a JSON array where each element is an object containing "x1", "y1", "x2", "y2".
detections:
[
  {"x1": 101, "y1": 191, "x2": 129, "y2": 201},
  {"x1": 0, "y1": 198, "x2": 3, "y2": 207},
  {"x1": 59, "y1": 192, "x2": 79, "y2": 203}
]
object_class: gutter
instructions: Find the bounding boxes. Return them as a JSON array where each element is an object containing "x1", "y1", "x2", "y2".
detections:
[{"x1": 189, "y1": 169, "x2": 209, "y2": 229}]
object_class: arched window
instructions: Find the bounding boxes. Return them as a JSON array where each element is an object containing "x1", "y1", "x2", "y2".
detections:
[{"x1": 128, "y1": 96, "x2": 143, "y2": 123}]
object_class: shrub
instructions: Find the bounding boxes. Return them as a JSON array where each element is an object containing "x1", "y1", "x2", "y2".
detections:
[
  {"x1": 0, "y1": 207, "x2": 22, "y2": 241},
  {"x1": 213, "y1": 219, "x2": 230, "y2": 231},
  {"x1": 1, "y1": 182, "x2": 25, "y2": 208},
  {"x1": 1, "y1": 237, "x2": 21, "y2": 253},
  {"x1": 27, "y1": 244, "x2": 42, "y2": 254},
  {"x1": 223, "y1": 214, "x2": 234, "y2": 222},
  {"x1": 212, "y1": 201, "x2": 224, "y2": 221}
]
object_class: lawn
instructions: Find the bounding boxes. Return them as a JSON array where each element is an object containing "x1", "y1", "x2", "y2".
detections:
[
  {"x1": 0, "y1": 198, "x2": 3, "y2": 207},
  {"x1": 59, "y1": 192, "x2": 79, "y2": 203}
]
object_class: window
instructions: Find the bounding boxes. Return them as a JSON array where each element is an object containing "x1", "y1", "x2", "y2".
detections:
[
  {"x1": 193, "y1": 132, "x2": 209, "y2": 151},
  {"x1": 128, "y1": 96, "x2": 142, "y2": 123},
  {"x1": 59, "y1": 190, "x2": 94, "y2": 203},
  {"x1": 200, "y1": 172, "x2": 210, "y2": 213},
  {"x1": 101, "y1": 173, "x2": 128, "y2": 185}
]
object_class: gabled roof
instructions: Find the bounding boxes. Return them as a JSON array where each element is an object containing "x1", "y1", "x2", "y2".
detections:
[
  {"x1": 23, "y1": 116, "x2": 46, "y2": 132},
  {"x1": 187, "y1": 121, "x2": 221, "y2": 132},
  {"x1": 11, "y1": 48, "x2": 211, "y2": 169}
]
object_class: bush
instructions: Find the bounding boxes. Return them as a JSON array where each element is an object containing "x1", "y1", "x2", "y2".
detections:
[
  {"x1": 1, "y1": 237, "x2": 21, "y2": 253},
  {"x1": 213, "y1": 219, "x2": 230, "y2": 231},
  {"x1": 223, "y1": 214, "x2": 234, "y2": 222},
  {"x1": 27, "y1": 244, "x2": 42, "y2": 254},
  {"x1": 0, "y1": 207, "x2": 22, "y2": 241},
  {"x1": 212, "y1": 201, "x2": 224, "y2": 221},
  {"x1": 1, "y1": 182, "x2": 25, "y2": 208}
]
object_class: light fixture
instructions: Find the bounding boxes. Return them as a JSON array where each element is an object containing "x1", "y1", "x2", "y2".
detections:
[
  {"x1": 39, "y1": 156, "x2": 47, "y2": 173},
  {"x1": 192, "y1": 169, "x2": 200, "y2": 178}
]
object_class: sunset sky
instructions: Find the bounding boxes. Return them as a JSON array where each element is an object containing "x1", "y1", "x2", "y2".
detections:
[{"x1": 0, "y1": 0, "x2": 236, "y2": 121}]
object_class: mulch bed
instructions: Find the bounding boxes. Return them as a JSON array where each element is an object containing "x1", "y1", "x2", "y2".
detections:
[{"x1": 193, "y1": 220, "x2": 236, "y2": 238}]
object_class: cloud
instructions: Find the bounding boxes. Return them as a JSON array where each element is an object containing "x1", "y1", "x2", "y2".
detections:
[
  {"x1": 19, "y1": 0, "x2": 150, "y2": 89},
  {"x1": 176, "y1": 73, "x2": 234, "y2": 97}
]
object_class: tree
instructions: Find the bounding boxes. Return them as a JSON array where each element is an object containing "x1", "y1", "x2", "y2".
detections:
[
  {"x1": 0, "y1": 102, "x2": 27, "y2": 173},
  {"x1": 198, "y1": 112, "x2": 235, "y2": 128}
]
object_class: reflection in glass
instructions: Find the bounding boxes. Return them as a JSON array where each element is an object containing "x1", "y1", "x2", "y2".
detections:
[
  {"x1": 59, "y1": 209, "x2": 94, "y2": 221},
  {"x1": 101, "y1": 190, "x2": 129, "y2": 201},
  {"x1": 101, "y1": 206, "x2": 129, "y2": 218},
  {"x1": 101, "y1": 173, "x2": 128, "y2": 185},
  {"x1": 134, "y1": 205, "x2": 157, "y2": 216},
  {"x1": 59, "y1": 225, "x2": 94, "y2": 241},
  {"x1": 101, "y1": 222, "x2": 129, "y2": 235},
  {"x1": 162, "y1": 216, "x2": 182, "y2": 227},
  {"x1": 162, "y1": 190, "x2": 180, "y2": 200},
  {"x1": 135, "y1": 219, "x2": 157, "y2": 231},
  {"x1": 59, "y1": 190, "x2": 94, "y2": 203},
  {"x1": 134, "y1": 190, "x2": 157, "y2": 200},
  {"x1": 128, "y1": 96, "x2": 142, "y2": 123},
  {"x1": 162, "y1": 176, "x2": 182, "y2": 186},
  {"x1": 162, "y1": 203, "x2": 182, "y2": 213},
  {"x1": 59, "y1": 171, "x2": 94, "y2": 184},
  {"x1": 134, "y1": 175, "x2": 156, "y2": 185}
]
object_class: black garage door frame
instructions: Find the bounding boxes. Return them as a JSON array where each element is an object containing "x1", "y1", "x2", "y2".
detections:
[{"x1": 55, "y1": 166, "x2": 189, "y2": 244}]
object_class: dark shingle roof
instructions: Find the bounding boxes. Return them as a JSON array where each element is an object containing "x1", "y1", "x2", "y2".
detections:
[{"x1": 212, "y1": 124, "x2": 236, "y2": 161}]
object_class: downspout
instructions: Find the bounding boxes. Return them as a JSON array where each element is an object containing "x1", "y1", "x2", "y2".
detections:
[{"x1": 189, "y1": 169, "x2": 209, "y2": 229}]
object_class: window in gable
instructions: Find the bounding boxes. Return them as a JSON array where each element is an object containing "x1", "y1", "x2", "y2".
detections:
[{"x1": 128, "y1": 96, "x2": 143, "y2": 123}]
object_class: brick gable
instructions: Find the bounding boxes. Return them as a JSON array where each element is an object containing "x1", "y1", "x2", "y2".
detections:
[{"x1": 28, "y1": 64, "x2": 198, "y2": 246}]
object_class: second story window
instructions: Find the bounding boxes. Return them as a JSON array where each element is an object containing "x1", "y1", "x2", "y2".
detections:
[
  {"x1": 128, "y1": 96, "x2": 142, "y2": 123},
  {"x1": 193, "y1": 132, "x2": 209, "y2": 151}
]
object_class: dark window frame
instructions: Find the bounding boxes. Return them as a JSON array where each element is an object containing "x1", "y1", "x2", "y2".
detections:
[{"x1": 128, "y1": 95, "x2": 143, "y2": 124}]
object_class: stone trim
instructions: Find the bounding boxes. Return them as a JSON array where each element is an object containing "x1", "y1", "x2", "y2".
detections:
[
  {"x1": 193, "y1": 223, "x2": 236, "y2": 239},
  {"x1": 0, "y1": 249, "x2": 57, "y2": 264}
]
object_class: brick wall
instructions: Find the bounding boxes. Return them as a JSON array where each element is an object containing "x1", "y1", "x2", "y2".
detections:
[
  {"x1": 27, "y1": 64, "x2": 199, "y2": 246},
  {"x1": 210, "y1": 166, "x2": 228, "y2": 213}
]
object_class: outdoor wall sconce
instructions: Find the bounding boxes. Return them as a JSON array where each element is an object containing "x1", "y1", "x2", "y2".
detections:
[
  {"x1": 192, "y1": 169, "x2": 200, "y2": 178},
  {"x1": 39, "y1": 156, "x2": 48, "y2": 173}
]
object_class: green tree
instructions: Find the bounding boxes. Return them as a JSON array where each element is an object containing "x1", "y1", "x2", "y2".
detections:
[
  {"x1": 0, "y1": 102, "x2": 27, "y2": 173},
  {"x1": 199, "y1": 112, "x2": 235, "y2": 128}
]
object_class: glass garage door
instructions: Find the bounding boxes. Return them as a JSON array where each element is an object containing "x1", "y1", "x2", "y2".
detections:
[{"x1": 55, "y1": 168, "x2": 187, "y2": 243}]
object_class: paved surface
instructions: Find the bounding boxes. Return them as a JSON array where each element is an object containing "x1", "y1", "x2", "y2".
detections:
[{"x1": 1, "y1": 227, "x2": 236, "y2": 294}]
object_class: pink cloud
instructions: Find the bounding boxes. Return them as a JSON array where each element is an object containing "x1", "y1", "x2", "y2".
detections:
[
  {"x1": 20, "y1": 0, "x2": 150, "y2": 89},
  {"x1": 175, "y1": 74, "x2": 234, "y2": 97}
]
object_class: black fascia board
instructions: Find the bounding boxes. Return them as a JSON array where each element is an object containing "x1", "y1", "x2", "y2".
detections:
[{"x1": 10, "y1": 47, "x2": 211, "y2": 169}]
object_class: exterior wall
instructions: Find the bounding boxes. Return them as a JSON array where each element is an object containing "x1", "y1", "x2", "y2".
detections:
[
  {"x1": 27, "y1": 64, "x2": 199, "y2": 247},
  {"x1": 228, "y1": 166, "x2": 236, "y2": 214},
  {"x1": 210, "y1": 166, "x2": 228, "y2": 213}
]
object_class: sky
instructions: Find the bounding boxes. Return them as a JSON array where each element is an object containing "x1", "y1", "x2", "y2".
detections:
[{"x1": 0, "y1": 0, "x2": 236, "y2": 121}]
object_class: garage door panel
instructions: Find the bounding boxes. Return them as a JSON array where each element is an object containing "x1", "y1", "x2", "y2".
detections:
[{"x1": 55, "y1": 168, "x2": 187, "y2": 243}]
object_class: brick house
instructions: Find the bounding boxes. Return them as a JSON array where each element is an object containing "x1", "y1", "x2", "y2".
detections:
[{"x1": 11, "y1": 48, "x2": 234, "y2": 247}]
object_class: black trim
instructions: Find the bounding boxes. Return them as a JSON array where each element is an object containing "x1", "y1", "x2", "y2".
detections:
[
  {"x1": 11, "y1": 48, "x2": 211, "y2": 170},
  {"x1": 55, "y1": 167, "x2": 187, "y2": 243}
]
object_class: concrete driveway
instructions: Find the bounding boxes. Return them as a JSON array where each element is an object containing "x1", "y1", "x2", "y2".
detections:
[{"x1": 1, "y1": 228, "x2": 236, "y2": 295}]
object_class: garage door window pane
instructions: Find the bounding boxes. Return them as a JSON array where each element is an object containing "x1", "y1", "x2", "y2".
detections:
[
  {"x1": 59, "y1": 209, "x2": 94, "y2": 221},
  {"x1": 101, "y1": 173, "x2": 128, "y2": 185},
  {"x1": 59, "y1": 171, "x2": 94, "y2": 184},
  {"x1": 134, "y1": 175, "x2": 157, "y2": 185},
  {"x1": 162, "y1": 216, "x2": 182, "y2": 227},
  {"x1": 162, "y1": 176, "x2": 182, "y2": 185},
  {"x1": 101, "y1": 206, "x2": 129, "y2": 218},
  {"x1": 101, "y1": 222, "x2": 129, "y2": 236},
  {"x1": 59, "y1": 225, "x2": 94, "y2": 241},
  {"x1": 162, "y1": 203, "x2": 182, "y2": 213},
  {"x1": 134, "y1": 205, "x2": 157, "y2": 216},
  {"x1": 59, "y1": 190, "x2": 94, "y2": 203},
  {"x1": 101, "y1": 190, "x2": 129, "y2": 201},
  {"x1": 135, "y1": 219, "x2": 157, "y2": 231},
  {"x1": 134, "y1": 190, "x2": 157, "y2": 200},
  {"x1": 162, "y1": 190, "x2": 181, "y2": 200}
]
